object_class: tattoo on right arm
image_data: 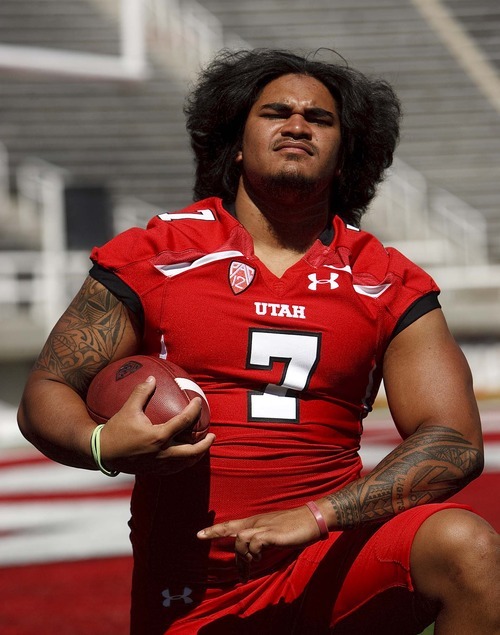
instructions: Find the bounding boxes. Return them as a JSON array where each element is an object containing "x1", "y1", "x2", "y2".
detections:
[{"x1": 34, "y1": 277, "x2": 129, "y2": 396}]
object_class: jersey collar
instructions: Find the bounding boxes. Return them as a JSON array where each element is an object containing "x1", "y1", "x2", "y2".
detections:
[{"x1": 222, "y1": 200, "x2": 336, "y2": 247}]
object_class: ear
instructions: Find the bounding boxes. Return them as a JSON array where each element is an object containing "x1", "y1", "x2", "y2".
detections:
[{"x1": 235, "y1": 150, "x2": 243, "y2": 164}]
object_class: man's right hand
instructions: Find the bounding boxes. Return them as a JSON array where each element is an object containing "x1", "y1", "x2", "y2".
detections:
[{"x1": 98, "y1": 375, "x2": 215, "y2": 475}]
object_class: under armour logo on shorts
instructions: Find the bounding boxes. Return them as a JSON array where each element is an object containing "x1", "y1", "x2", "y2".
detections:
[
  {"x1": 307, "y1": 272, "x2": 339, "y2": 291},
  {"x1": 162, "y1": 586, "x2": 194, "y2": 608}
]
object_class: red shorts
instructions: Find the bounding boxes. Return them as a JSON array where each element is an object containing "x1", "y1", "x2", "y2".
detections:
[{"x1": 131, "y1": 503, "x2": 470, "y2": 635}]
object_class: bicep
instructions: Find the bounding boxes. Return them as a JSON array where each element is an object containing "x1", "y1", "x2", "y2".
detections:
[
  {"x1": 32, "y1": 276, "x2": 141, "y2": 396},
  {"x1": 382, "y1": 308, "x2": 482, "y2": 448}
]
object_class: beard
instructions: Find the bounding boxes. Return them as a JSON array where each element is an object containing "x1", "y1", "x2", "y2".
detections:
[
  {"x1": 239, "y1": 163, "x2": 334, "y2": 251},
  {"x1": 257, "y1": 165, "x2": 318, "y2": 201}
]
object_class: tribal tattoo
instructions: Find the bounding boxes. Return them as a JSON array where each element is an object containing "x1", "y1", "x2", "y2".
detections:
[
  {"x1": 34, "y1": 277, "x2": 129, "y2": 396},
  {"x1": 327, "y1": 425, "x2": 483, "y2": 529}
]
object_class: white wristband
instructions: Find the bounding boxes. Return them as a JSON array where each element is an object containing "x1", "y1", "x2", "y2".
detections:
[{"x1": 90, "y1": 424, "x2": 120, "y2": 477}]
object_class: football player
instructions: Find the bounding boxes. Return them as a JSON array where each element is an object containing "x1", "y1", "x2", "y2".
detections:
[{"x1": 18, "y1": 49, "x2": 500, "y2": 634}]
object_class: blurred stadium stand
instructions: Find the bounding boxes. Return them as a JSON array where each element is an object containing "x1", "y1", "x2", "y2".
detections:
[{"x1": 0, "y1": 0, "x2": 499, "y2": 403}]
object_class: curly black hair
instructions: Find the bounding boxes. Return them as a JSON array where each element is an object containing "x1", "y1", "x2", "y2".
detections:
[{"x1": 184, "y1": 49, "x2": 401, "y2": 226}]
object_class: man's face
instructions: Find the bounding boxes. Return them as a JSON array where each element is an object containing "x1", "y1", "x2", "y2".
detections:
[{"x1": 236, "y1": 73, "x2": 342, "y2": 203}]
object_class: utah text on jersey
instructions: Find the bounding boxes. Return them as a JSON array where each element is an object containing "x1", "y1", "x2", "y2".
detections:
[{"x1": 254, "y1": 302, "x2": 306, "y2": 320}]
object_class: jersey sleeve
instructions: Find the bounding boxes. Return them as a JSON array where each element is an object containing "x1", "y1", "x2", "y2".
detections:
[
  {"x1": 379, "y1": 245, "x2": 441, "y2": 343},
  {"x1": 88, "y1": 223, "x2": 164, "y2": 317},
  {"x1": 88, "y1": 223, "x2": 169, "y2": 338},
  {"x1": 391, "y1": 291, "x2": 441, "y2": 339},
  {"x1": 87, "y1": 198, "x2": 236, "y2": 349},
  {"x1": 337, "y1": 220, "x2": 441, "y2": 349},
  {"x1": 89, "y1": 263, "x2": 144, "y2": 327}
]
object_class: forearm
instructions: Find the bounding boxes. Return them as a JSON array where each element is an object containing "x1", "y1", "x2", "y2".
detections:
[
  {"x1": 322, "y1": 424, "x2": 484, "y2": 530},
  {"x1": 18, "y1": 375, "x2": 97, "y2": 470}
]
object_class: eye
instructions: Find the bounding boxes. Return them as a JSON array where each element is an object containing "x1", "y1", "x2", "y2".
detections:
[
  {"x1": 311, "y1": 119, "x2": 333, "y2": 127},
  {"x1": 306, "y1": 115, "x2": 334, "y2": 127},
  {"x1": 258, "y1": 104, "x2": 292, "y2": 120},
  {"x1": 261, "y1": 112, "x2": 286, "y2": 119}
]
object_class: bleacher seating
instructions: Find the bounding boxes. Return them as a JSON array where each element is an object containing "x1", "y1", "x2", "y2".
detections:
[
  {"x1": 0, "y1": 0, "x2": 194, "y2": 222},
  {"x1": 0, "y1": 0, "x2": 499, "y2": 363},
  {"x1": 0, "y1": 0, "x2": 120, "y2": 54},
  {"x1": 1, "y1": 0, "x2": 499, "y2": 257}
]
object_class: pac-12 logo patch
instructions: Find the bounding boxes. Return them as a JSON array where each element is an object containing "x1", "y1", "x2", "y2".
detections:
[{"x1": 229, "y1": 261, "x2": 255, "y2": 295}]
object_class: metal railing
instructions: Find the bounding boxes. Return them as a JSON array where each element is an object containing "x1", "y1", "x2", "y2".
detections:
[
  {"x1": 366, "y1": 157, "x2": 488, "y2": 266},
  {"x1": 0, "y1": 142, "x2": 9, "y2": 226},
  {"x1": 1, "y1": 158, "x2": 88, "y2": 341},
  {"x1": 144, "y1": 0, "x2": 248, "y2": 78}
]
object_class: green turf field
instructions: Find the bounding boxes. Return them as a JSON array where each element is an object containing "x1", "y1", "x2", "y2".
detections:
[{"x1": 420, "y1": 626, "x2": 434, "y2": 634}]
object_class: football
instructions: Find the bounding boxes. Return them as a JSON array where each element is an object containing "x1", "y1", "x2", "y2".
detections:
[{"x1": 86, "y1": 355, "x2": 210, "y2": 443}]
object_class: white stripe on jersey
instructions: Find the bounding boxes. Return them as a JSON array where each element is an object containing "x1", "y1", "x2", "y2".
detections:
[
  {"x1": 154, "y1": 250, "x2": 244, "y2": 277},
  {"x1": 353, "y1": 283, "x2": 391, "y2": 298}
]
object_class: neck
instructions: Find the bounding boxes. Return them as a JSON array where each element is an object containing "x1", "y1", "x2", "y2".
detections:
[
  {"x1": 233, "y1": 183, "x2": 331, "y2": 278},
  {"x1": 234, "y1": 183, "x2": 331, "y2": 255}
]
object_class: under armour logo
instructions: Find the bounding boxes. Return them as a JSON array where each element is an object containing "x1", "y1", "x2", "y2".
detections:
[
  {"x1": 162, "y1": 586, "x2": 193, "y2": 608},
  {"x1": 307, "y1": 273, "x2": 339, "y2": 291}
]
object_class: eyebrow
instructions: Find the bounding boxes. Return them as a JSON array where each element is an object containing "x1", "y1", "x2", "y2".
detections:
[{"x1": 259, "y1": 102, "x2": 335, "y2": 120}]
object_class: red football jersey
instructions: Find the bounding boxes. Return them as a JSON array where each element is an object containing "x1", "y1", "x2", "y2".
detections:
[{"x1": 90, "y1": 197, "x2": 440, "y2": 584}]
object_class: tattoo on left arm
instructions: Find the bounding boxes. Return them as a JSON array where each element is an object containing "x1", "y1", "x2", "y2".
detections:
[
  {"x1": 33, "y1": 278, "x2": 129, "y2": 396},
  {"x1": 327, "y1": 425, "x2": 483, "y2": 529}
]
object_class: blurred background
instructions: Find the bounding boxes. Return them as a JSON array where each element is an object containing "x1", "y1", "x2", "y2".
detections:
[{"x1": 0, "y1": 1, "x2": 499, "y2": 633}]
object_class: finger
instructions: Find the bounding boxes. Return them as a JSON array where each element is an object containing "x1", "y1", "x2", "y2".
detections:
[
  {"x1": 235, "y1": 537, "x2": 262, "y2": 583},
  {"x1": 160, "y1": 432, "x2": 215, "y2": 458},
  {"x1": 123, "y1": 375, "x2": 157, "y2": 413},
  {"x1": 235, "y1": 530, "x2": 265, "y2": 560},
  {"x1": 197, "y1": 519, "x2": 242, "y2": 540},
  {"x1": 155, "y1": 398, "x2": 203, "y2": 437},
  {"x1": 238, "y1": 545, "x2": 262, "y2": 563}
]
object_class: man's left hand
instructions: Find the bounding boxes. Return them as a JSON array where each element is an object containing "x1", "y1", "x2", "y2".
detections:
[{"x1": 197, "y1": 505, "x2": 324, "y2": 577}]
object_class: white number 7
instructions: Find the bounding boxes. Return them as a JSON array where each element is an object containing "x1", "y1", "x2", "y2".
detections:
[{"x1": 247, "y1": 329, "x2": 321, "y2": 422}]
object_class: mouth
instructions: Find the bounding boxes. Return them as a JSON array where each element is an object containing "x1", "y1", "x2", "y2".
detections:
[{"x1": 273, "y1": 141, "x2": 314, "y2": 156}]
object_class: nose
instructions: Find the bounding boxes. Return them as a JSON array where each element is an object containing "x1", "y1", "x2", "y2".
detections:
[{"x1": 281, "y1": 113, "x2": 312, "y2": 139}]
